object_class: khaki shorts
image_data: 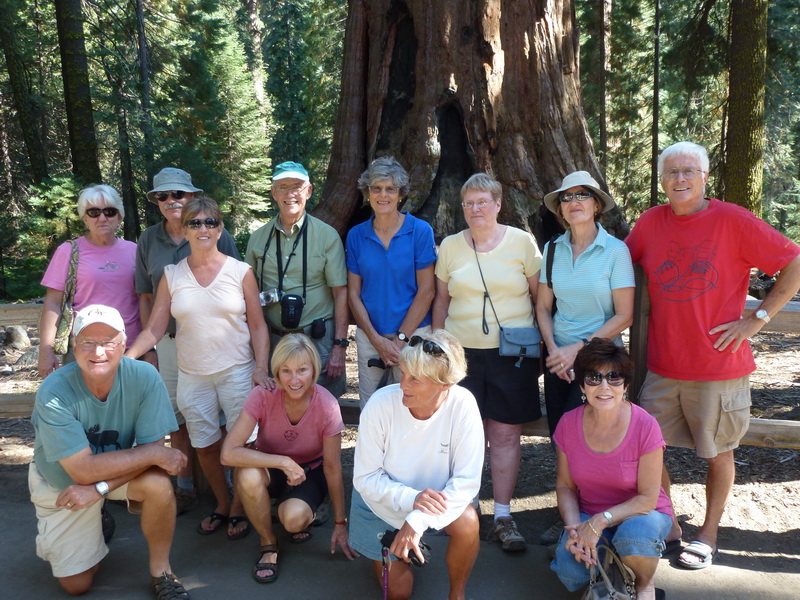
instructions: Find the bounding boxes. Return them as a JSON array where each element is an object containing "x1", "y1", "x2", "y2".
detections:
[
  {"x1": 639, "y1": 371, "x2": 751, "y2": 458},
  {"x1": 28, "y1": 462, "x2": 132, "y2": 578}
]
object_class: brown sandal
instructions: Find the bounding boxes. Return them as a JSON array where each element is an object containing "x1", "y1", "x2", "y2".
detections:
[{"x1": 253, "y1": 544, "x2": 279, "y2": 583}]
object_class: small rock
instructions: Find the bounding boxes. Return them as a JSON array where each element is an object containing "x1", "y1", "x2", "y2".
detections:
[
  {"x1": 15, "y1": 346, "x2": 40, "y2": 367},
  {"x1": 0, "y1": 365, "x2": 12, "y2": 374},
  {"x1": 5, "y1": 326, "x2": 31, "y2": 350}
]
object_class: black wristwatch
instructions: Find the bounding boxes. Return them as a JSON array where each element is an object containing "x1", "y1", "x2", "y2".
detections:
[
  {"x1": 333, "y1": 338, "x2": 349, "y2": 348},
  {"x1": 396, "y1": 332, "x2": 409, "y2": 343}
]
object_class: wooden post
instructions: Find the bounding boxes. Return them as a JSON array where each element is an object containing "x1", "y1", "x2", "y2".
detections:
[{"x1": 629, "y1": 265, "x2": 650, "y2": 401}]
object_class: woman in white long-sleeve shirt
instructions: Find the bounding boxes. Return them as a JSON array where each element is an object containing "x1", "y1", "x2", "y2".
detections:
[{"x1": 350, "y1": 329, "x2": 484, "y2": 600}]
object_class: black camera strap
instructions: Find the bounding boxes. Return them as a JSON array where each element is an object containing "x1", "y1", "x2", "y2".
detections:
[{"x1": 274, "y1": 217, "x2": 308, "y2": 300}]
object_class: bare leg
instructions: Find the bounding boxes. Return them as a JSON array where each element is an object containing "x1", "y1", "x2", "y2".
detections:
[
  {"x1": 621, "y1": 555, "x2": 659, "y2": 600},
  {"x1": 679, "y1": 450, "x2": 734, "y2": 564},
  {"x1": 171, "y1": 424, "x2": 193, "y2": 481},
  {"x1": 484, "y1": 419, "x2": 522, "y2": 505},
  {"x1": 236, "y1": 467, "x2": 278, "y2": 579},
  {"x1": 371, "y1": 558, "x2": 414, "y2": 600},
  {"x1": 443, "y1": 504, "x2": 480, "y2": 600},
  {"x1": 278, "y1": 497, "x2": 315, "y2": 540},
  {"x1": 195, "y1": 440, "x2": 231, "y2": 530},
  {"x1": 127, "y1": 467, "x2": 178, "y2": 577},
  {"x1": 57, "y1": 563, "x2": 100, "y2": 595},
  {"x1": 661, "y1": 465, "x2": 682, "y2": 542}
]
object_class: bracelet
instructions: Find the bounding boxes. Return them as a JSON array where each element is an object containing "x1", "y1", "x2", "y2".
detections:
[
  {"x1": 335, "y1": 519, "x2": 347, "y2": 525},
  {"x1": 587, "y1": 521, "x2": 601, "y2": 537}
]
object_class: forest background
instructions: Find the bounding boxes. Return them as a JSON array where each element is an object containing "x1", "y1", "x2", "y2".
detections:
[{"x1": 0, "y1": 0, "x2": 798, "y2": 302}]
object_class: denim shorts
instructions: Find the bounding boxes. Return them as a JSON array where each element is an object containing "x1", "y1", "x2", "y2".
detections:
[{"x1": 550, "y1": 510, "x2": 672, "y2": 592}]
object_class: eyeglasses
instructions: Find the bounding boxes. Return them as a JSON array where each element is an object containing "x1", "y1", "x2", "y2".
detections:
[
  {"x1": 409, "y1": 335, "x2": 445, "y2": 356},
  {"x1": 85, "y1": 207, "x2": 120, "y2": 218},
  {"x1": 583, "y1": 370, "x2": 625, "y2": 387},
  {"x1": 76, "y1": 339, "x2": 123, "y2": 352},
  {"x1": 154, "y1": 190, "x2": 187, "y2": 202},
  {"x1": 460, "y1": 200, "x2": 492, "y2": 210},
  {"x1": 273, "y1": 183, "x2": 310, "y2": 195},
  {"x1": 664, "y1": 168, "x2": 705, "y2": 180},
  {"x1": 560, "y1": 192, "x2": 595, "y2": 203},
  {"x1": 185, "y1": 218, "x2": 221, "y2": 229},
  {"x1": 369, "y1": 185, "x2": 399, "y2": 196}
]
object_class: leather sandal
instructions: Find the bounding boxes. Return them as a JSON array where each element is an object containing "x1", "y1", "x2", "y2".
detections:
[{"x1": 253, "y1": 544, "x2": 279, "y2": 583}]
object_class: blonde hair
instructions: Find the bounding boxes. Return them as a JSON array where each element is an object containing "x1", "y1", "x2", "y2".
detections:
[
  {"x1": 460, "y1": 173, "x2": 502, "y2": 202},
  {"x1": 271, "y1": 333, "x2": 322, "y2": 385},
  {"x1": 399, "y1": 329, "x2": 467, "y2": 385}
]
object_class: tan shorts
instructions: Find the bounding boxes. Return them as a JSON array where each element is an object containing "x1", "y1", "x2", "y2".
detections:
[
  {"x1": 28, "y1": 462, "x2": 132, "y2": 578},
  {"x1": 639, "y1": 371, "x2": 751, "y2": 458}
]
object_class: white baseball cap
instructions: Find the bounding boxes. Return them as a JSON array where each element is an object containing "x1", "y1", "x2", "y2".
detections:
[{"x1": 72, "y1": 305, "x2": 126, "y2": 337}]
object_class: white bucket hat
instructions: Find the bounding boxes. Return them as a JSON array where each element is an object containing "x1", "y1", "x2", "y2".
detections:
[
  {"x1": 543, "y1": 171, "x2": 615, "y2": 214},
  {"x1": 146, "y1": 168, "x2": 203, "y2": 204}
]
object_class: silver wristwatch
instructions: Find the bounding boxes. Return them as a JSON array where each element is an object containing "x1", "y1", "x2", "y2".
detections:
[
  {"x1": 755, "y1": 308, "x2": 770, "y2": 324},
  {"x1": 95, "y1": 481, "x2": 109, "y2": 497},
  {"x1": 602, "y1": 510, "x2": 613, "y2": 526}
]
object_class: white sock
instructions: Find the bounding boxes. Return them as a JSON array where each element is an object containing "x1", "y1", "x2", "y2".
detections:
[{"x1": 494, "y1": 502, "x2": 511, "y2": 520}]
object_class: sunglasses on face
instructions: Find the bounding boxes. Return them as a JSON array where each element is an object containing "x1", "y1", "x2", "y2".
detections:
[
  {"x1": 583, "y1": 370, "x2": 625, "y2": 387},
  {"x1": 185, "y1": 218, "x2": 221, "y2": 229},
  {"x1": 154, "y1": 190, "x2": 187, "y2": 202},
  {"x1": 85, "y1": 207, "x2": 119, "y2": 218},
  {"x1": 560, "y1": 191, "x2": 595, "y2": 203},
  {"x1": 409, "y1": 335, "x2": 445, "y2": 356}
]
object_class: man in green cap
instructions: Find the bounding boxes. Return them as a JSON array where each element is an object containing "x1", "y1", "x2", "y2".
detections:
[{"x1": 245, "y1": 161, "x2": 348, "y2": 397}]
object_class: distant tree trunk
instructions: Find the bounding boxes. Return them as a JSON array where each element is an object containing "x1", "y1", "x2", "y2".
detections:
[
  {"x1": 0, "y1": 4, "x2": 49, "y2": 183},
  {"x1": 650, "y1": 0, "x2": 660, "y2": 207},
  {"x1": 135, "y1": 0, "x2": 159, "y2": 226},
  {"x1": 115, "y1": 99, "x2": 140, "y2": 241},
  {"x1": 722, "y1": 0, "x2": 767, "y2": 215},
  {"x1": 317, "y1": 0, "x2": 614, "y2": 244},
  {"x1": 54, "y1": 0, "x2": 102, "y2": 184},
  {"x1": 0, "y1": 93, "x2": 14, "y2": 194},
  {"x1": 594, "y1": 0, "x2": 610, "y2": 173},
  {"x1": 245, "y1": 0, "x2": 267, "y2": 108}
]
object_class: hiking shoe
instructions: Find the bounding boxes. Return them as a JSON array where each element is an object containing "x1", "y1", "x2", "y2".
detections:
[
  {"x1": 491, "y1": 516, "x2": 527, "y2": 552},
  {"x1": 175, "y1": 489, "x2": 198, "y2": 516},
  {"x1": 151, "y1": 572, "x2": 190, "y2": 600},
  {"x1": 538, "y1": 518, "x2": 564, "y2": 545}
]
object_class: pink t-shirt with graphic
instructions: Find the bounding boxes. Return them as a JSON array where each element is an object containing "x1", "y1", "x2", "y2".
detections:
[
  {"x1": 41, "y1": 236, "x2": 141, "y2": 342},
  {"x1": 243, "y1": 383, "x2": 344, "y2": 466}
]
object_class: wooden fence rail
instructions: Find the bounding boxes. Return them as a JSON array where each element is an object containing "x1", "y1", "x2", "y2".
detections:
[{"x1": 2, "y1": 295, "x2": 799, "y2": 449}]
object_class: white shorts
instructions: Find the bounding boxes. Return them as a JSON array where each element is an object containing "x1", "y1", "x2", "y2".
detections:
[{"x1": 177, "y1": 361, "x2": 255, "y2": 448}]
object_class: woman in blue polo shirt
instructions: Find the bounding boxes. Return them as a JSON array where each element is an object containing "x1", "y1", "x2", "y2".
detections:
[
  {"x1": 536, "y1": 171, "x2": 635, "y2": 437},
  {"x1": 346, "y1": 157, "x2": 437, "y2": 408}
]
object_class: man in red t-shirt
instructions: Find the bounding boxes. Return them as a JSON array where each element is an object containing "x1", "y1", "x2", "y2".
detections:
[{"x1": 626, "y1": 141, "x2": 800, "y2": 570}]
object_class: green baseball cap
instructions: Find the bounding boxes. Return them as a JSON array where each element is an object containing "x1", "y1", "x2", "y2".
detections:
[{"x1": 272, "y1": 161, "x2": 309, "y2": 183}]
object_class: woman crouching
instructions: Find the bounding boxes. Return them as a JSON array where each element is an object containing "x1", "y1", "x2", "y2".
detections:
[
  {"x1": 350, "y1": 330, "x2": 484, "y2": 600},
  {"x1": 551, "y1": 339, "x2": 672, "y2": 600}
]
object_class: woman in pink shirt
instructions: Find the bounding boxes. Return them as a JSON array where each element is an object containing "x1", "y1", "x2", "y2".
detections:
[
  {"x1": 221, "y1": 334, "x2": 356, "y2": 584},
  {"x1": 550, "y1": 339, "x2": 673, "y2": 600}
]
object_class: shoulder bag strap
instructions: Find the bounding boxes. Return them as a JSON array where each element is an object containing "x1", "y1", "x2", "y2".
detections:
[
  {"x1": 471, "y1": 239, "x2": 502, "y2": 335},
  {"x1": 62, "y1": 240, "x2": 79, "y2": 310},
  {"x1": 546, "y1": 233, "x2": 559, "y2": 289}
]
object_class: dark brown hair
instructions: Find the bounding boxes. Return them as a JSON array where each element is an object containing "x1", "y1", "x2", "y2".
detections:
[
  {"x1": 181, "y1": 195, "x2": 222, "y2": 227},
  {"x1": 574, "y1": 338, "x2": 634, "y2": 388}
]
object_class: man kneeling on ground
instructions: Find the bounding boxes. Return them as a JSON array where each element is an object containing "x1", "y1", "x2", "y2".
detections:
[{"x1": 29, "y1": 304, "x2": 190, "y2": 598}]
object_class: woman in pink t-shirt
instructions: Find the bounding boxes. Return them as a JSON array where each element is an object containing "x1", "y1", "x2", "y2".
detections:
[
  {"x1": 550, "y1": 339, "x2": 673, "y2": 600},
  {"x1": 38, "y1": 185, "x2": 140, "y2": 378},
  {"x1": 221, "y1": 334, "x2": 356, "y2": 584}
]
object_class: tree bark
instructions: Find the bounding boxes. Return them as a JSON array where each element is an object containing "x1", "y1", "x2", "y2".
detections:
[
  {"x1": 316, "y1": 0, "x2": 615, "y2": 245},
  {"x1": 650, "y1": 0, "x2": 660, "y2": 208},
  {"x1": 723, "y1": 0, "x2": 767, "y2": 215},
  {"x1": 54, "y1": 0, "x2": 102, "y2": 185},
  {"x1": 0, "y1": 3, "x2": 49, "y2": 183}
]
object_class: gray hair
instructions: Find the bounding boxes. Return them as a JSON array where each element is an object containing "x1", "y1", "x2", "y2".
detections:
[
  {"x1": 77, "y1": 185, "x2": 125, "y2": 219},
  {"x1": 357, "y1": 156, "x2": 410, "y2": 198},
  {"x1": 399, "y1": 329, "x2": 467, "y2": 386},
  {"x1": 657, "y1": 142, "x2": 709, "y2": 179},
  {"x1": 460, "y1": 173, "x2": 502, "y2": 201}
]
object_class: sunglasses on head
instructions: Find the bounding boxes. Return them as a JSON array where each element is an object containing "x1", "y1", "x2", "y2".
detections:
[
  {"x1": 185, "y1": 218, "x2": 221, "y2": 229},
  {"x1": 583, "y1": 370, "x2": 625, "y2": 387},
  {"x1": 154, "y1": 190, "x2": 187, "y2": 202},
  {"x1": 409, "y1": 335, "x2": 445, "y2": 356},
  {"x1": 85, "y1": 207, "x2": 119, "y2": 218}
]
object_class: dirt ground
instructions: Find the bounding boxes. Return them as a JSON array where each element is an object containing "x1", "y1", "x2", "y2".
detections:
[{"x1": 1, "y1": 326, "x2": 798, "y2": 573}]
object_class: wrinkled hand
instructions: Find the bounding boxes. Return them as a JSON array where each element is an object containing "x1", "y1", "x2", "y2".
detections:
[
  {"x1": 413, "y1": 488, "x2": 448, "y2": 515},
  {"x1": 709, "y1": 317, "x2": 763, "y2": 353},
  {"x1": 545, "y1": 342, "x2": 581, "y2": 382},
  {"x1": 325, "y1": 345, "x2": 346, "y2": 379},
  {"x1": 565, "y1": 520, "x2": 601, "y2": 567},
  {"x1": 373, "y1": 336, "x2": 401, "y2": 368},
  {"x1": 56, "y1": 484, "x2": 103, "y2": 511},
  {"x1": 389, "y1": 522, "x2": 425, "y2": 565},
  {"x1": 330, "y1": 524, "x2": 359, "y2": 560},
  {"x1": 281, "y1": 458, "x2": 306, "y2": 486},
  {"x1": 141, "y1": 350, "x2": 159, "y2": 369},
  {"x1": 38, "y1": 347, "x2": 60, "y2": 379},
  {"x1": 252, "y1": 366, "x2": 275, "y2": 389},
  {"x1": 155, "y1": 446, "x2": 188, "y2": 476}
]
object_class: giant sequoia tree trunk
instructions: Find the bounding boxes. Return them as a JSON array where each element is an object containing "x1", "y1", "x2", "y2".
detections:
[
  {"x1": 722, "y1": 0, "x2": 767, "y2": 216},
  {"x1": 316, "y1": 0, "x2": 616, "y2": 244}
]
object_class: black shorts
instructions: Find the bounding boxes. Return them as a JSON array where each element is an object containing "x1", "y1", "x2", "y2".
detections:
[
  {"x1": 267, "y1": 463, "x2": 328, "y2": 512},
  {"x1": 461, "y1": 347, "x2": 541, "y2": 424}
]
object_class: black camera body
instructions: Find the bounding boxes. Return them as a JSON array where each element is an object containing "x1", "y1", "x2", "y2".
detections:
[{"x1": 380, "y1": 529, "x2": 431, "y2": 567}]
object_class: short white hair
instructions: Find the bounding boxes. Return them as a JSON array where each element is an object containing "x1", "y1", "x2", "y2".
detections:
[
  {"x1": 77, "y1": 185, "x2": 125, "y2": 219},
  {"x1": 657, "y1": 142, "x2": 709, "y2": 179}
]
